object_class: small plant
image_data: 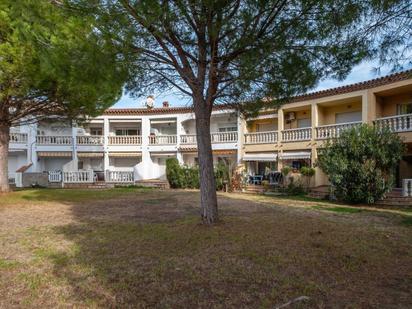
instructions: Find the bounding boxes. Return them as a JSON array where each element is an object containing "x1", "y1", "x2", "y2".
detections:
[
  {"x1": 281, "y1": 166, "x2": 292, "y2": 176},
  {"x1": 286, "y1": 181, "x2": 305, "y2": 195},
  {"x1": 261, "y1": 180, "x2": 270, "y2": 191},
  {"x1": 300, "y1": 166, "x2": 316, "y2": 190}
]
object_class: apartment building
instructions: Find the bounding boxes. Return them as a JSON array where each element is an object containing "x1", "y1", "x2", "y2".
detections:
[{"x1": 7, "y1": 70, "x2": 412, "y2": 194}]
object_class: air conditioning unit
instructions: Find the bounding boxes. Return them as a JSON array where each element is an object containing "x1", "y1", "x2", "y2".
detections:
[{"x1": 286, "y1": 112, "x2": 296, "y2": 122}]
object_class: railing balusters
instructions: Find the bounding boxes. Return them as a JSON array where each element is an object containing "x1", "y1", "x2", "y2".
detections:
[
  {"x1": 281, "y1": 127, "x2": 312, "y2": 142},
  {"x1": 315, "y1": 121, "x2": 362, "y2": 139},
  {"x1": 374, "y1": 114, "x2": 412, "y2": 133}
]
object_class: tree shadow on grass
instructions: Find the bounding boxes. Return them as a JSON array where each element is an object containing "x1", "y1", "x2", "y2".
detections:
[{"x1": 37, "y1": 190, "x2": 412, "y2": 308}]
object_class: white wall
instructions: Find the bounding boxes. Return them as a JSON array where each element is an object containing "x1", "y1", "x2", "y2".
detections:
[
  {"x1": 8, "y1": 152, "x2": 27, "y2": 173},
  {"x1": 109, "y1": 157, "x2": 141, "y2": 171}
]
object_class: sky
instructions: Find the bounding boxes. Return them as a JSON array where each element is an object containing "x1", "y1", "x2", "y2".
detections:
[{"x1": 113, "y1": 60, "x2": 402, "y2": 109}]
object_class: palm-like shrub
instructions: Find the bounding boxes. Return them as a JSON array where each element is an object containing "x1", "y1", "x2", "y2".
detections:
[{"x1": 316, "y1": 124, "x2": 405, "y2": 204}]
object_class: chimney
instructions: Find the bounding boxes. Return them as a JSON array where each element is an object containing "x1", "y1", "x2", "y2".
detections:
[{"x1": 162, "y1": 101, "x2": 170, "y2": 108}]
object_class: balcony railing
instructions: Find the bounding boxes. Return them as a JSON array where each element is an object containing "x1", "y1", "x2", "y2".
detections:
[
  {"x1": 316, "y1": 121, "x2": 362, "y2": 139},
  {"x1": 109, "y1": 135, "x2": 142, "y2": 145},
  {"x1": 106, "y1": 170, "x2": 134, "y2": 183},
  {"x1": 62, "y1": 170, "x2": 94, "y2": 183},
  {"x1": 374, "y1": 113, "x2": 412, "y2": 133},
  {"x1": 48, "y1": 171, "x2": 62, "y2": 183},
  {"x1": 77, "y1": 135, "x2": 104, "y2": 145},
  {"x1": 211, "y1": 132, "x2": 238, "y2": 143},
  {"x1": 244, "y1": 131, "x2": 278, "y2": 144},
  {"x1": 10, "y1": 133, "x2": 28, "y2": 144},
  {"x1": 149, "y1": 135, "x2": 177, "y2": 145},
  {"x1": 36, "y1": 135, "x2": 72, "y2": 145},
  {"x1": 180, "y1": 134, "x2": 197, "y2": 144},
  {"x1": 281, "y1": 127, "x2": 312, "y2": 142}
]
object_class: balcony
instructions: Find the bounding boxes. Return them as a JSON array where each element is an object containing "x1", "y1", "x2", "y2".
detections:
[
  {"x1": 244, "y1": 131, "x2": 277, "y2": 144},
  {"x1": 316, "y1": 121, "x2": 362, "y2": 140},
  {"x1": 109, "y1": 135, "x2": 142, "y2": 145},
  {"x1": 211, "y1": 132, "x2": 238, "y2": 143},
  {"x1": 374, "y1": 114, "x2": 412, "y2": 133},
  {"x1": 180, "y1": 132, "x2": 238, "y2": 145},
  {"x1": 10, "y1": 133, "x2": 28, "y2": 144},
  {"x1": 36, "y1": 135, "x2": 72, "y2": 145},
  {"x1": 281, "y1": 127, "x2": 312, "y2": 142},
  {"x1": 180, "y1": 134, "x2": 197, "y2": 144},
  {"x1": 77, "y1": 135, "x2": 104, "y2": 145},
  {"x1": 149, "y1": 135, "x2": 177, "y2": 145}
]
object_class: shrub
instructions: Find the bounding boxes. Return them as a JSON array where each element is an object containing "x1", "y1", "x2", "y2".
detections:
[
  {"x1": 214, "y1": 161, "x2": 229, "y2": 191},
  {"x1": 316, "y1": 124, "x2": 405, "y2": 204},
  {"x1": 281, "y1": 166, "x2": 292, "y2": 176},
  {"x1": 286, "y1": 181, "x2": 305, "y2": 195},
  {"x1": 300, "y1": 166, "x2": 316, "y2": 189},
  {"x1": 182, "y1": 165, "x2": 200, "y2": 189},
  {"x1": 166, "y1": 158, "x2": 184, "y2": 188}
]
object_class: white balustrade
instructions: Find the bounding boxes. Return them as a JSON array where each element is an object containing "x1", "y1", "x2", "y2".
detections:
[
  {"x1": 374, "y1": 114, "x2": 412, "y2": 133},
  {"x1": 281, "y1": 127, "x2": 312, "y2": 142},
  {"x1": 108, "y1": 135, "x2": 142, "y2": 145},
  {"x1": 211, "y1": 132, "x2": 238, "y2": 143},
  {"x1": 149, "y1": 135, "x2": 177, "y2": 145},
  {"x1": 106, "y1": 170, "x2": 134, "y2": 183},
  {"x1": 48, "y1": 171, "x2": 62, "y2": 183},
  {"x1": 316, "y1": 121, "x2": 362, "y2": 139},
  {"x1": 10, "y1": 133, "x2": 28, "y2": 143},
  {"x1": 180, "y1": 135, "x2": 197, "y2": 144},
  {"x1": 402, "y1": 179, "x2": 412, "y2": 197},
  {"x1": 62, "y1": 170, "x2": 94, "y2": 183},
  {"x1": 244, "y1": 131, "x2": 278, "y2": 144},
  {"x1": 36, "y1": 135, "x2": 73, "y2": 145},
  {"x1": 77, "y1": 135, "x2": 104, "y2": 145}
]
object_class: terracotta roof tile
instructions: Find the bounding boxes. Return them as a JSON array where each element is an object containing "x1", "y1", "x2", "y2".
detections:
[
  {"x1": 104, "y1": 70, "x2": 412, "y2": 115},
  {"x1": 290, "y1": 69, "x2": 412, "y2": 103}
]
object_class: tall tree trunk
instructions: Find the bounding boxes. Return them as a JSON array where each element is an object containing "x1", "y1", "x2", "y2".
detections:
[
  {"x1": 0, "y1": 124, "x2": 10, "y2": 192},
  {"x1": 195, "y1": 108, "x2": 218, "y2": 224}
]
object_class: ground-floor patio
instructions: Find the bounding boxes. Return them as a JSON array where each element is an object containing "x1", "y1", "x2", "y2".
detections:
[{"x1": 0, "y1": 188, "x2": 411, "y2": 308}]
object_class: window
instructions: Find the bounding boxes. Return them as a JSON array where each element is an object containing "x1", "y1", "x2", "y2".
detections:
[
  {"x1": 397, "y1": 103, "x2": 412, "y2": 115},
  {"x1": 297, "y1": 118, "x2": 311, "y2": 128},
  {"x1": 335, "y1": 111, "x2": 362, "y2": 124},
  {"x1": 78, "y1": 161, "x2": 84, "y2": 170},
  {"x1": 115, "y1": 129, "x2": 139, "y2": 136},
  {"x1": 90, "y1": 128, "x2": 102, "y2": 136},
  {"x1": 218, "y1": 126, "x2": 237, "y2": 132}
]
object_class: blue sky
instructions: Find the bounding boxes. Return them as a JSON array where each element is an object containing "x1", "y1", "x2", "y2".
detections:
[{"x1": 113, "y1": 60, "x2": 397, "y2": 109}]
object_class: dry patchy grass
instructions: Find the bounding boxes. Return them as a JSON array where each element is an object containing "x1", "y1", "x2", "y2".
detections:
[{"x1": 0, "y1": 188, "x2": 411, "y2": 308}]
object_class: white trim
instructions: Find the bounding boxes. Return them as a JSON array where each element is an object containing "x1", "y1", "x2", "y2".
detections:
[
  {"x1": 279, "y1": 151, "x2": 311, "y2": 160},
  {"x1": 243, "y1": 153, "x2": 277, "y2": 161}
]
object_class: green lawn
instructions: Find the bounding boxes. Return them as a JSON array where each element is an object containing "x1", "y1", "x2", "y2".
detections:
[{"x1": 0, "y1": 188, "x2": 411, "y2": 308}]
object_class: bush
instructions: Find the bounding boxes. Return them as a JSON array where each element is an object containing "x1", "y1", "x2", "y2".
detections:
[
  {"x1": 182, "y1": 165, "x2": 200, "y2": 189},
  {"x1": 214, "y1": 161, "x2": 229, "y2": 191},
  {"x1": 281, "y1": 166, "x2": 292, "y2": 176},
  {"x1": 166, "y1": 158, "x2": 184, "y2": 188},
  {"x1": 300, "y1": 166, "x2": 315, "y2": 177},
  {"x1": 286, "y1": 181, "x2": 305, "y2": 195},
  {"x1": 300, "y1": 166, "x2": 316, "y2": 190},
  {"x1": 316, "y1": 124, "x2": 405, "y2": 204}
]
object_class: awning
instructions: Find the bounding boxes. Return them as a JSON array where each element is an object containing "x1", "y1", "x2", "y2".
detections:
[
  {"x1": 77, "y1": 152, "x2": 104, "y2": 158},
  {"x1": 279, "y1": 151, "x2": 311, "y2": 160},
  {"x1": 243, "y1": 153, "x2": 277, "y2": 161},
  {"x1": 213, "y1": 150, "x2": 236, "y2": 155},
  {"x1": 37, "y1": 151, "x2": 72, "y2": 157},
  {"x1": 109, "y1": 152, "x2": 142, "y2": 158}
]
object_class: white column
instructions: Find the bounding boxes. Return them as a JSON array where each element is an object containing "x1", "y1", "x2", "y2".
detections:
[
  {"x1": 139, "y1": 116, "x2": 152, "y2": 179},
  {"x1": 176, "y1": 115, "x2": 184, "y2": 164},
  {"x1": 362, "y1": 92, "x2": 368, "y2": 124},
  {"x1": 27, "y1": 122, "x2": 38, "y2": 171},
  {"x1": 237, "y1": 110, "x2": 243, "y2": 164},
  {"x1": 103, "y1": 117, "x2": 110, "y2": 172},
  {"x1": 71, "y1": 123, "x2": 78, "y2": 161}
]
